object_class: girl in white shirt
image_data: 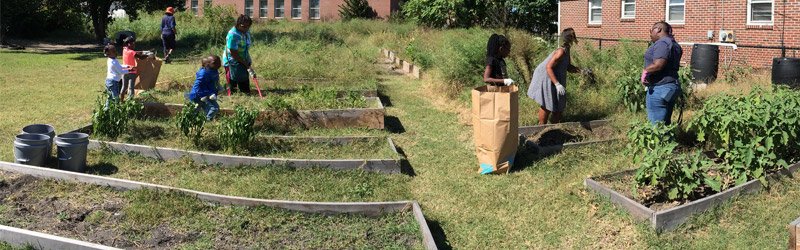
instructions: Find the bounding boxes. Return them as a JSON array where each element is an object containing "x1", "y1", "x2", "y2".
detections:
[{"x1": 104, "y1": 44, "x2": 129, "y2": 107}]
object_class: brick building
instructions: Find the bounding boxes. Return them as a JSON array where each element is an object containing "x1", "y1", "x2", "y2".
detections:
[
  {"x1": 558, "y1": 0, "x2": 800, "y2": 68},
  {"x1": 186, "y1": 0, "x2": 399, "y2": 21}
]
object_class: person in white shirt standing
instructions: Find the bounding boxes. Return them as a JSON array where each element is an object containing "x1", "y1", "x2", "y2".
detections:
[{"x1": 103, "y1": 44, "x2": 130, "y2": 107}]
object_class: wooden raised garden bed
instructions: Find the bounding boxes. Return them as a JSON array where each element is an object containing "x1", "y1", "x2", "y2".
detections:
[
  {"x1": 0, "y1": 163, "x2": 437, "y2": 249},
  {"x1": 70, "y1": 124, "x2": 403, "y2": 174},
  {"x1": 585, "y1": 162, "x2": 800, "y2": 232},
  {"x1": 142, "y1": 97, "x2": 385, "y2": 130},
  {"x1": 520, "y1": 120, "x2": 618, "y2": 156}
]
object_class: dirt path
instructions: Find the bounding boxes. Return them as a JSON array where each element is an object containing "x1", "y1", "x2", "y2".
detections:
[{"x1": 3, "y1": 39, "x2": 100, "y2": 53}]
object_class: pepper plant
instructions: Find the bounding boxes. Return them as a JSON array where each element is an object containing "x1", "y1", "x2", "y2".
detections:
[
  {"x1": 92, "y1": 93, "x2": 143, "y2": 139},
  {"x1": 217, "y1": 105, "x2": 259, "y2": 151},
  {"x1": 175, "y1": 101, "x2": 206, "y2": 146}
]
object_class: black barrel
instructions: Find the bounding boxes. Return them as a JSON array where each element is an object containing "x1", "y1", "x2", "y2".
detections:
[
  {"x1": 690, "y1": 44, "x2": 720, "y2": 84},
  {"x1": 772, "y1": 57, "x2": 800, "y2": 88}
]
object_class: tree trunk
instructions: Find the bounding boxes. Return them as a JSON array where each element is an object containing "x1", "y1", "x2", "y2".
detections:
[{"x1": 90, "y1": 1, "x2": 113, "y2": 41}]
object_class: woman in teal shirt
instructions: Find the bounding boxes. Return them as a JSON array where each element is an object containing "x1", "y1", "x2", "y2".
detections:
[{"x1": 223, "y1": 15, "x2": 253, "y2": 94}]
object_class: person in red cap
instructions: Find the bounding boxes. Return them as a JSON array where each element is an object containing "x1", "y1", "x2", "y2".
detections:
[{"x1": 161, "y1": 7, "x2": 177, "y2": 63}]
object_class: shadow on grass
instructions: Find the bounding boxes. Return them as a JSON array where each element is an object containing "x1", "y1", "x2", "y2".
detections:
[
  {"x1": 69, "y1": 52, "x2": 105, "y2": 61},
  {"x1": 426, "y1": 219, "x2": 452, "y2": 250},
  {"x1": 509, "y1": 141, "x2": 550, "y2": 173},
  {"x1": 85, "y1": 162, "x2": 119, "y2": 175},
  {"x1": 394, "y1": 146, "x2": 416, "y2": 177},
  {"x1": 378, "y1": 92, "x2": 393, "y2": 107},
  {"x1": 385, "y1": 116, "x2": 405, "y2": 134}
]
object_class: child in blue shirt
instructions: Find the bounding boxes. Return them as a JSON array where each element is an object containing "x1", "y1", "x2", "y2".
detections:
[{"x1": 189, "y1": 55, "x2": 222, "y2": 120}]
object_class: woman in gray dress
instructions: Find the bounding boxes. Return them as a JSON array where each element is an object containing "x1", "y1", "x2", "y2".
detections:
[{"x1": 528, "y1": 28, "x2": 581, "y2": 124}]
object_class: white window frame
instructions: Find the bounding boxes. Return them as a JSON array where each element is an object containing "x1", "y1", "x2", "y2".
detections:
[
  {"x1": 621, "y1": 0, "x2": 635, "y2": 19},
  {"x1": 275, "y1": 0, "x2": 285, "y2": 18},
  {"x1": 588, "y1": 0, "x2": 602, "y2": 24},
  {"x1": 245, "y1": 0, "x2": 254, "y2": 18},
  {"x1": 310, "y1": 0, "x2": 321, "y2": 20},
  {"x1": 291, "y1": 0, "x2": 302, "y2": 19},
  {"x1": 665, "y1": 0, "x2": 685, "y2": 24},
  {"x1": 259, "y1": 0, "x2": 268, "y2": 18},
  {"x1": 191, "y1": 0, "x2": 199, "y2": 15},
  {"x1": 747, "y1": 0, "x2": 774, "y2": 25}
]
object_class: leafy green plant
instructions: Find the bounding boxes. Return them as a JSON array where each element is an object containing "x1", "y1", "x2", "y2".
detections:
[
  {"x1": 175, "y1": 101, "x2": 206, "y2": 145},
  {"x1": 633, "y1": 142, "x2": 718, "y2": 200},
  {"x1": 338, "y1": 0, "x2": 377, "y2": 20},
  {"x1": 217, "y1": 106, "x2": 259, "y2": 151},
  {"x1": 722, "y1": 64, "x2": 752, "y2": 84},
  {"x1": 625, "y1": 121, "x2": 676, "y2": 162},
  {"x1": 92, "y1": 93, "x2": 143, "y2": 139},
  {"x1": 404, "y1": 38, "x2": 432, "y2": 69},
  {"x1": 688, "y1": 87, "x2": 800, "y2": 188},
  {"x1": 615, "y1": 63, "x2": 646, "y2": 113}
]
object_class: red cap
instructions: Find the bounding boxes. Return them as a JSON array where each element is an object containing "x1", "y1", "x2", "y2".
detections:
[{"x1": 165, "y1": 7, "x2": 175, "y2": 14}]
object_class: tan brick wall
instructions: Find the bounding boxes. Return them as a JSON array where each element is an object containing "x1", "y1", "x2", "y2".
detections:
[
  {"x1": 560, "y1": 0, "x2": 800, "y2": 68},
  {"x1": 186, "y1": 0, "x2": 398, "y2": 21}
]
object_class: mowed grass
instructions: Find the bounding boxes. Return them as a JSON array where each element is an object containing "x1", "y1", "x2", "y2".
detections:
[
  {"x1": 0, "y1": 172, "x2": 422, "y2": 249},
  {"x1": 84, "y1": 149, "x2": 411, "y2": 202}
]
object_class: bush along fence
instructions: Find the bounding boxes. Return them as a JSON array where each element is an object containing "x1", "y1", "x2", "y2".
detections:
[
  {"x1": 0, "y1": 161, "x2": 437, "y2": 250},
  {"x1": 381, "y1": 49, "x2": 422, "y2": 79},
  {"x1": 519, "y1": 120, "x2": 619, "y2": 157},
  {"x1": 791, "y1": 216, "x2": 800, "y2": 250},
  {"x1": 142, "y1": 96, "x2": 385, "y2": 130},
  {"x1": 69, "y1": 124, "x2": 404, "y2": 174}
]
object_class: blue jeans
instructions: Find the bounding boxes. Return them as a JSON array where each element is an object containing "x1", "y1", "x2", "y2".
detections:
[
  {"x1": 105, "y1": 79, "x2": 121, "y2": 107},
  {"x1": 646, "y1": 82, "x2": 681, "y2": 125},
  {"x1": 192, "y1": 97, "x2": 219, "y2": 121},
  {"x1": 122, "y1": 73, "x2": 137, "y2": 97}
]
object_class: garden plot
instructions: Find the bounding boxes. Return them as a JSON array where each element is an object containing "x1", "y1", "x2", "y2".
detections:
[
  {"x1": 138, "y1": 88, "x2": 385, "y2": 129},
  {"x1": 586, "y1": 87, "x2": 800, "y2": 232},
  {"x1": 0, "y1": 170, "x2": 427, "y2": 249},
  {"x1": 520, "y1": 120, "x2": 618, "y2": 156},
  {"x1": 791, "y1": 216, "x2": 800, "y2": 250},
  {"x1": 71, "y1": 119, "x2": 403, "y2": 173}
]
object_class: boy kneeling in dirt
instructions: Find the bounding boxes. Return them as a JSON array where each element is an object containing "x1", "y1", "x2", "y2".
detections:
[{"x1": 189, "y1": 55, "x2": 223, "y2": 120}]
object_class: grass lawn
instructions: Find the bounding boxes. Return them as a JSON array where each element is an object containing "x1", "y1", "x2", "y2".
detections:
[
  {"x1": 1, "y1": 25, "x2": 797, "y2": 248},
  {"x1": 0, "y1": 171, "x2": 422, "y2": 249}
]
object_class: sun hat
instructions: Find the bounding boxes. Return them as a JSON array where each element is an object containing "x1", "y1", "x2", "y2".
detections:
[{"x1": 165, "y1": 7, "x2": 175, "y2": 14}]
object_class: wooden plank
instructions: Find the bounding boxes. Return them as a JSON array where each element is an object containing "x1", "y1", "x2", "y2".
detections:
[
  {"x1": 653, "y1": 162, "x2": 800, "y2": 232},
  {"x1": 402, "y1": 61, "x2": 413, "y2": 73},
  {"x1": 790, "y1": 216, "x2": 800, "y2": 250},
  {"x1": 412, "y1": 202, "x2": 438, "y2": 250},
  {"x1": 584, "y1": 178, "x2": 655, "y2": 221},
  {"x1": 89, "y1": 140, "x2": 402, "y2": 174},
  {"x1": 0, "y1": 225, "x2": 119, "y2": 250}
]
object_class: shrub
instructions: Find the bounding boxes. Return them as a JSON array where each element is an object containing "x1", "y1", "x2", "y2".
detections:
[
  {"x1": 175, "y1": 101, "x2": 206, "y2": 145},
  {"x1": 338, "y1": 0, "x2": 377, "y2": 20},
  {"x1": 217, "y1": 106, "x2": 259, "y2": 151},
  {"x1": 688, "y1": 87, "x2": 800, "y2": 187},
  {"x1": 92, "y1": 93, "x2": 143, "y2": 139}
]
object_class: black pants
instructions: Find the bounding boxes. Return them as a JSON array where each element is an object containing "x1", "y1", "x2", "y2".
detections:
[{"x1": 229, "y1": 80, "x2": 251, "y2": 94}]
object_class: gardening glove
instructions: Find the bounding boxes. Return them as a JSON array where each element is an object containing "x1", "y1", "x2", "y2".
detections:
[
  {"x1": 209, "y1": 94, "x2": 217, "y2": 101},
  {"x1": 555, "y1": 83, "x2": 566, "y2": 96},
  {"x1": 248, "y1": 68, "x2": 257, "y2": 79},
  {"x1": 200, "y1": 96, "x2": 209, "y2": 102},
  {"x1": 641, "y1": 70, "x2": 649, "y2": 84},
  {"x1": 503, "y1": 78, "x2": 515, "y2": 86}
]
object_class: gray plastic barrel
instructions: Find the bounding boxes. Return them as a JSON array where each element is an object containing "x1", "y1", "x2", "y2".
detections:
[
  {"x1": 14, "y1": 134, "x2": 51, "y2": 166},
  {"x1": 21, "y1": 124, "x2": 55, "y2": 159},
  {"x1": 55, "y1": 133, "x2": 90, "y2": 172}
]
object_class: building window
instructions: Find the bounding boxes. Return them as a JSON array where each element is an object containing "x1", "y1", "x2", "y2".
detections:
[
  {"x1": 245, "y1": 0, "x2": 254, "y2": 17},
  {"x1": 748, "y1": 0, "x2": 773, "y2": 24},
  {"x1": 204, "y1": 0, "x2": 212, "y2": 7},
  {"x1": 275, "y1": 0, "x2": 284, "y2": 18},
  {"x1": 291, "y1": 0, "x2": 302, "y2": 19},
  {"x1": 191, "y1": 0, "x2": 199, "y2": 15},
  {"x1": 310, "y1": 0, "x2": 320, "y2": 19},
  {"x1": 621, "y1": 0, "x2": 635, "y2": 19},
  {"x1": 260, "y1": 0, "x2": 268, "y2": 18},
  {"x1": 666, "y1": 0, "x2": 685, "y2": 23},
  {"x1": 588, "y1": 0, "x2": 602, "y2": 24}
]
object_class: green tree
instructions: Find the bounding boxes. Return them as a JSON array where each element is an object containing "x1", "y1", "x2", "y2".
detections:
[
  {"x1": 402, "y1": 0, "x2": 556, "y2": 35},
  {"x1": 50, "y1": 0, "x2": 185, "y2": 41},
  {"x1": 338, "y1": 0, "x2": 377, "y2": 20}
]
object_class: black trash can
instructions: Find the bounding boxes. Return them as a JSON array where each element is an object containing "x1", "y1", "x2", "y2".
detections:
[{"x1": 690, "y1": 44, "x2": 720, "y2": 84}]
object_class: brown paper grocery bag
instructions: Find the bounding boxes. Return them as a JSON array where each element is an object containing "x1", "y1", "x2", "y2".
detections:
[
  {"x1": 134, "y1": 57, "x2": 163, "y2": 91},
  {"x1": 472, "y1": 85, "x2": 519, "y2": 174}
]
